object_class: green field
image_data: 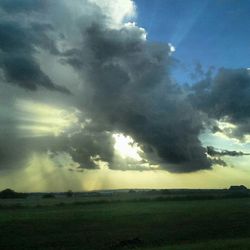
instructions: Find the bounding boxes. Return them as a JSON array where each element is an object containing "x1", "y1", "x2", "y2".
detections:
[{"x1": 1, "y1": 197, "x2": 250, "y2": 249}]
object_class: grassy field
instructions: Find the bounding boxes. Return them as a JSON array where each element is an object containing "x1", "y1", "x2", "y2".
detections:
[
  {"x1": 139, "y1": 238, "x2": 250, "y2": 250},
  {"x1": 0, "y1": 197, "x2": 250, "y2": 249}
]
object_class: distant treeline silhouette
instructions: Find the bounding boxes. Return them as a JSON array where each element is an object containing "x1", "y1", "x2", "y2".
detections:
[{"x1": 0, "y1": 189, "x2": 28, "y2": 199}]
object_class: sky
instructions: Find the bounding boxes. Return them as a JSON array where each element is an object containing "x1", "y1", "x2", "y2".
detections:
[
  {"x1": 0, "y1": 0, "x2": 250, "y2": 191},
  {"x1": 136, "y1": 0, "x2": 250, "y2": 68}
]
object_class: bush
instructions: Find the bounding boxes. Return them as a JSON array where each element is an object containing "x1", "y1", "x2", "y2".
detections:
[{"x1": 0, "y1": 189, "x2": 28, "y2": 199}]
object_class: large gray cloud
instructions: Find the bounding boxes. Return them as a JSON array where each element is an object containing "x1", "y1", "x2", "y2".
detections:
[
  {"x1": 60, "y1": 20, "x2": 211, "y2": 172},
  {"x1": 0, "y1": 0, "x2": 45, "y2": 13},
  {"x1": 0, "y1": 9, "x2": 69, "y2": 93},
  {"x1": 3, "y1": 0, "x2": 247, "y2": 174},
  {"x1": 205, "y1": 146, "x2": 250, "y2": 167},
  {"x1": 207, "y1": 146, "x2": 250, "y2": 157},
  {"x1": 190, "y1": 68, "x2": 250, "y2": 140}
]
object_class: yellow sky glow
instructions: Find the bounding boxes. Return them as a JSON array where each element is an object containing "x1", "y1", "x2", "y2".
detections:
[
  {"x1": 0, "y1": 152, "x2": 250, "y2": 192},
  {"x1": 1, "y1": 101, "x2": 248, "y2": 191}
]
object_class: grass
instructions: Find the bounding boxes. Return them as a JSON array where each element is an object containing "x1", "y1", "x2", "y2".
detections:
[
  {"x1": 0, "y1": 197, "x2": 250, "y2": 249},
  {"x1": 139, "y1": 238, "x2": 250, "y2": 250}
]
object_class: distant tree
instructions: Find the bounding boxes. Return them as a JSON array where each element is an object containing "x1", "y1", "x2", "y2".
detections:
[
  {"x1": 228, "y1": 185, "x2": 248, "y2": 197},
  {"x1": 229, "y1": 185, "x2": 248, "y2": 191},
  {"x1": 66, "y1": 190, "x2": 73, "y2": 198},
  {"x1": 0, "y1": 188, "x2": 28, "y2": 199}
]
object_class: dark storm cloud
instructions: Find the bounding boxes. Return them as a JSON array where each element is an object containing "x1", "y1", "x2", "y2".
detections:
[
  {"x1": 211, "y1": 157, "x2": 227, "y2": 167},
  {"x1": 1, "y1": 0, "x2": 247, "y2": 174},
  {"x1": 207, "y1": 146, "x2": 250, "y2": 157},
  {"x1": 0, "y1": 0, "x2": 45, "y2": 13},
  {"x1": 62, "y1": 22, "x2": 211, "y2": 173},
  {"x1": 190, "y1": 68, "x2": 250, "y2": 139},
  {"x1": 0, "y1": 135, "x2": 40, "y2": 171},
  {"x1": 190, "y1": 63, "x2": 215, "y2": 81},
  {"x1": 0, "y1": 18, "x2": 68, "y2": 93},
  {"x1": 205, "y1": 146, "x2": 250, "y2": 167},
  {"x1": 55, "y1": 130, "x2": 114, "y2": 170},
  {"x1": 2, "y1": 54, "x2": 69, "y2": 93}
]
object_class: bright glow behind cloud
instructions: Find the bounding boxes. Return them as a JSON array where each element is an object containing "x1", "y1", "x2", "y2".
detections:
[
  {"x1": 113, "y1": 133, "x2": 142, "y2": 161},
  {"x1": 89, "y1": 0, "x2": 136, "y2": 26}
]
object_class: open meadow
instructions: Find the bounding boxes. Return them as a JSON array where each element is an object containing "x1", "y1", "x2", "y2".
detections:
[{"x1": 0, "y1": 193, "x2": 250, "y2": 250}]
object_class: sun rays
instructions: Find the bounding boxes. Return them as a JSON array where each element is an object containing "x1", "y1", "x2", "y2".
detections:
[{"x1": 15, "y1": 99, "x2": 79, "y2": 137}]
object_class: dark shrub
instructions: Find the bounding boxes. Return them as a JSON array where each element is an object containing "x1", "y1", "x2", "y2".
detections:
[{"x1": 0, "y1": 189, "x2": 28, "y2": 199}]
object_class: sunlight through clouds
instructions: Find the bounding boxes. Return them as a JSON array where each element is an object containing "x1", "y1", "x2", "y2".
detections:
[
  {"x1": 112, "y1": 133, "x2": 143, "y2": 161},
  {"x1": 16, "y1": 99, "x2": 80, "y2": 137}
]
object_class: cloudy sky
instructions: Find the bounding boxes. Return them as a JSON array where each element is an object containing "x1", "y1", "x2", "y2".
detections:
[{"x1": 1, "y1": 0, "x2": 250, "y2": 191}]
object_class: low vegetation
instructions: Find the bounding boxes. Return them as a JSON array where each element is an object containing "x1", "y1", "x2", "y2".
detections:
[{"x1": 0, "y1": 190, "x2": 250, "y2": 249}]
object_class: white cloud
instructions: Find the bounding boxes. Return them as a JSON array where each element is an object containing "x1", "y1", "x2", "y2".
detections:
[
  {"x1": 89, "y1": 0, "x2": 136, "y2": 27},
  {"x1": 168, "y1": 43, "x2": 176, "y2": 54}
]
